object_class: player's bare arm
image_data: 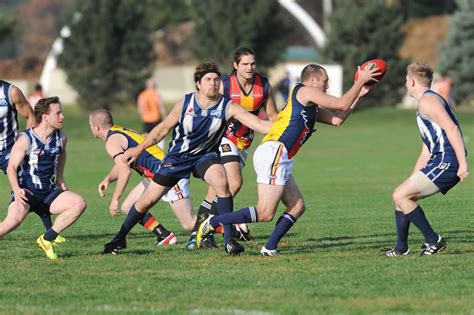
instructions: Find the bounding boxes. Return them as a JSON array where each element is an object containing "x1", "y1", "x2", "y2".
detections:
[
  {"x1": 317, "y1": 85, "x2": 372, "y2": 126},
  {"x1": 106, "y1": 134, "x2": 132, "y2": 216},
  {"x1": 264, "y1": 86, "x2": 279, "y2": 122},
  {"x1": 123, "y1": 100, "x2": 181, "y2": 165},
  {"x1": 6, "y1": 135, "x2": 29, "y2": 206},
  {"x1": 419, "y1": 95, "x2": 469, "y2": 181},
  {"x1": 98, "y1": 164, "x2": 119, "y2": 197},
  {"x1": 228, "y1": 102, "x2": 273, "y2": 134},
  {"x1": 56, "y1": 133, "x2": 68, "y2": 191},
  {"x1": 11, "y1": 85, "x2": 36, "y2": 128}
]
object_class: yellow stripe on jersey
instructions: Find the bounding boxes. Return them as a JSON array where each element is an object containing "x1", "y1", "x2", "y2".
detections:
[
  {"x1": 110, "y1": 125, "x2": 165, "y2": 160},
  {"x1": 262, "y1": 86, "x2": 296, "y2": 144}
]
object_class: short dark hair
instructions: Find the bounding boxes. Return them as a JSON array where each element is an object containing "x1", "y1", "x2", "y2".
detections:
[
  {"x1": 232, "y1": 47, "x2": 256, "y2": 74},
  {"x1": 194, "y1": 62, "x2": 221, "y2": 90},
  {"x1": 35, "y1": 96, "x2": 60, "y2": 123},
  {"x1": 300, "y1": 64, "x2": 325, "y2": 82}
]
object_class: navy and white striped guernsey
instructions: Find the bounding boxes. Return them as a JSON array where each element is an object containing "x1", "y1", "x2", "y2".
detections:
[
  {"x1": 18, "y1": 129, "x2": 63, "y2": 193},
  {"x1": 0, "y1": 80, "x2": 19, "y2": 153},
  {"x1": 416, "y1": 90, "x2": 466, "y2": 157},
  {"x1": 167, "y1": 92, "x2": 230, "y2": 157}
]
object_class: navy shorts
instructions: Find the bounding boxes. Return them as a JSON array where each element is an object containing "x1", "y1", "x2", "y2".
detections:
[
  {"x1": 153, "y1": 152, "x2": 221, "y2": 187},
  {"x1": 10, "y1": 188, "x2": 64, "y2": 217},
  {"x1": 421, "y1": 154, "x2": 460, "y2": 194}
]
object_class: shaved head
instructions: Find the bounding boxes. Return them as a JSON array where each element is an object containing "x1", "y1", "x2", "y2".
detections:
[{"x1": 90, "y1": 109, "x2": 114, "y2": 128}]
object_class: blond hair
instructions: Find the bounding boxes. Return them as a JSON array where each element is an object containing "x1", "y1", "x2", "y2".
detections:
[{"x1": 407, "y1": 62, "x2": 433, "y2": 87}]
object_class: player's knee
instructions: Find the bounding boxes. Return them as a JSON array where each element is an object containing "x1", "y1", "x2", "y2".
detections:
[
  {"x1": 256, "y1": 206, "x2": 276, "y2": 222},
  {"x1": 392, "y1": 189, "x2": 403, "y2": 204},
  {"x1": 76, "y1": 197, "x2": 87, "y2": 213}
]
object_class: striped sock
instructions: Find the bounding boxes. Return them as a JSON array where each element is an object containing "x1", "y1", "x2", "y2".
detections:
[
  {"x1": 192, "y1": 199, "x2": 212, "y2": 232},
  {"x1": 210, "y1": 207, "x2": 258, "y2": 227},
  {"x1": 265, "y1": 212, "x2": 296, "y2": 250},
  {"x1": 140, "y1": 213, "x2": 170, "y2": 237}
]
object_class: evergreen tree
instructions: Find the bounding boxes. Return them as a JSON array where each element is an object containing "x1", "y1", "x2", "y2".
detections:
[
  {"x1": 437, "y1": 0, "x2": 474, "y2": 105},
  {"x1": 59, "y1": 0, "x2": 154, "y2": 109},
  {"x1": 322, "y1": 1, "x2": 408, "y2": 107},
  {"x1": 187, "y1": 0, "x2": 287, "y2": 72}
]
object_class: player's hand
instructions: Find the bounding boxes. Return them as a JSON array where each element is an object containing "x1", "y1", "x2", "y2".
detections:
[
  {"x1": 123, "y1": 147, "x2": 139, "y2": 166},
  {"x1": 13, "y1": 188, "x2": 29, "y2": 207},
  {"x1": 357, "y1": 65, "x2": 381, "y2": 85},
  {"x1": 457, "y1": 164, "x2": 469, "y2": 182},
  {"x1": 57, "y1": 179, "x2": 69, "y2": 191},
  {"x1": 98, "y1": 179, "x2": 109, "y2": 197},
  {"x1": 359, "y1": 85, "x2": 372, "y2": 97},
  {"x1": 109, "y1": 199, "x2": 120, "y2": 217}
]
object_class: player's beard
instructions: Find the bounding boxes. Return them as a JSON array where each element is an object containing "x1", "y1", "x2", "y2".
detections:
[{"x1": 206, "y1": 88, "x2": 219, "y2": 100}]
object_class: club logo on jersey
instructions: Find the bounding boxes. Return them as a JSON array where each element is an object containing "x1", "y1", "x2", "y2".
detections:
[
  {"x1": 0, "y1": 98, "x2": 8, "y2": 106},
  {"x1": 220, "y1": 143, "x2": 232, "y2": 153},
  {"x1": 50, "y1": 147, "x2": 60, "y2": 154},
  {"x1": 210, "y1": 110, "x2": 223, "y2": 119},
  {"x1": 185, "y1": 107, "x2": 197, "y2": 117}
]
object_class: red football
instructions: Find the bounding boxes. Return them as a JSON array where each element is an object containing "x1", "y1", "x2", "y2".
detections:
[{"x1": 354, "y1": 59, "x2": 388, "y2": 85}]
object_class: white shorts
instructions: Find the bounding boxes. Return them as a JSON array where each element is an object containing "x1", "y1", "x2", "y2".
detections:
[
  {"x1": 219, "y1": 137, "x2": 248, "y2": 166},
  {"x1": 253, "y1": 141, "x2": 294, "y2": 185},
  {"x1": 143, "y1": 177, "x2": 190, "y2": 203}
]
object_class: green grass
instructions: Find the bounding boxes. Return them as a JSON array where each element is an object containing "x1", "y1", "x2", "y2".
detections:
[{"x1": 0, "y1": 107, "x2": 473, "y2": 314}]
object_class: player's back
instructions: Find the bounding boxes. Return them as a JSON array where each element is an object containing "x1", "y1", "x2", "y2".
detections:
[
  {"x1": 263, "y1": 83, "x2": 317, "y2": 159},
  {"x1": 107, "y1": 125, "x2": 164, "y2": 178},
  {"x1": 417, "y1": 90, "x2": 466, "y2": 157}
]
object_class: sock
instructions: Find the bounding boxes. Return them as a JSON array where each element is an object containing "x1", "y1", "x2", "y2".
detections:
[
  {"x1": 265, "y1": 212, "x2": 297, "y2": 250},
  {"x1": 395, "y1": 210, "x2": 410, "y2": 252},
  {"x1": 209, "y1": 197, "x2": 218, "y2": 215},
  {"x1": 140, "y1": 213, "x2": 170, "y2": 237},
  {"x1": 192, "y1": 199, "x2": 212, "y2": 232},
  {"x1": 216, "y1": 196, "x2": 233, "y2": 243},
  {"x1": 115, "y1": 205, "x2": 147, "y2": 241},
  {"x1": 44, "y1": 228, "x2": 59, "y2": 242},
  {"x1": 40, "y1": 215, "x2": 53, "y2": 230},
  {"x1": 406, "y1": 205, "x2": 438, "y2": 243},
  {"x1": 210, "y1": 207, "x2": 258, "y2": 227}
]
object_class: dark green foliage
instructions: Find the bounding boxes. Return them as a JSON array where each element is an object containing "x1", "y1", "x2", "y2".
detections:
[
  {"x1": 144, "y1": 0, "x2": 191, "y2": 30},
  {"x1": 322, "y1": 1, "x2": 408, "y2": 107},
  {"x1": 59, "y1": 0, "x2": 154, "y2": 109},
  {"x1": 0, "y1": 11, "x2": 18, "y2": 58},
  {"x1": 437, "y1": 0, "x2": 474, "y2": 104},
  {"x1": 187, "y1": 0, "x2": 287, "y2": 73},
  {"x1": 399, "y1": 0, "x2": 456, "y2": 18}
]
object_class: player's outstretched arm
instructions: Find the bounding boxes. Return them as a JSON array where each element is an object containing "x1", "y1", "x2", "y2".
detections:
[
  {"x1": 11, "y1": 85, "x2": 36, "y2": 128},
  {"x1": 228, "y1": 101, "x2": 273, "y2": 134},
  {"x1": 6, "y1": 135, "x2": 29, "y2": 206}
]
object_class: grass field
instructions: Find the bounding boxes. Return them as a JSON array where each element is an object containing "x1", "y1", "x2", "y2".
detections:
[{"x1": 0, "y1": 107, "x2": 473, "y2": 314}]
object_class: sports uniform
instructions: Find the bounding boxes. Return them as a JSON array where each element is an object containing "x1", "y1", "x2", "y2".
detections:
[
  {"x1": 255, "y1": 83, "x2": 317, "y2": 185},
  {"x1": 10, "y1": 129, "x2": 64, "y2": 217},
  {"x1": 415, "y1": 90, "x2": 466, "y2": 194},
  {"x1": 0, "y1": 80, "x2": 19, "y2": 173},
  {"x1": 219, "y1": 73, "x2": 270, "y2": 165},
  {"x1": 154, "y1": 92, "x2": 230, "y2": 187},
  {"x1": 107, "y1": 125, "x2": 189, "y2": 202}
]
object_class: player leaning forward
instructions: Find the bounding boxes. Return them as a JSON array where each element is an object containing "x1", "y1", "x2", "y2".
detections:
[
  {"x1": 102, "y1": 62, "x2": 272, "y2": 255},
  {"x1": 197, "y1": 63, "x2": 380, "y2": 255},
  {"x1": 0, "y1": 97, "x2": 86, "y2": 259}
]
